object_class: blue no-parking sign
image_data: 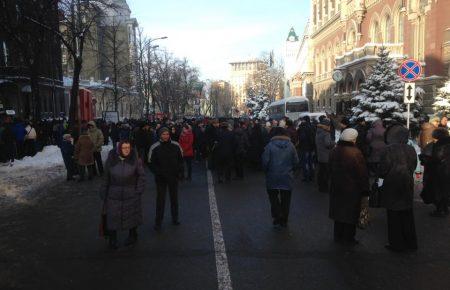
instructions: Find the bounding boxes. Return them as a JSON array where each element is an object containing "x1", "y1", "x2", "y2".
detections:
[{"x1": 398, "y1": 59, "x2": 422, "y2": 82}]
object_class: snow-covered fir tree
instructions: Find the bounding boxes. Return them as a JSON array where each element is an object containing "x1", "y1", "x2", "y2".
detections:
[
  {"x1": 351, "y1": 47, "x2": 422, "y2": 123},
  {"x1": 433, "y1": 81, "x2": 450, "y2": 116},
  {"x1": 245, "y1": 85, "x2": 270, "y2": 120}
]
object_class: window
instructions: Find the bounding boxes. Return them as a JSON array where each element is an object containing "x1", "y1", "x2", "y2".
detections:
[
  {"x1": 384, "y1": 15, "x2": 392, "y2": 43},
  {"x1": 286, "y1": 102, "x2": 309, "y2": 113},
  {"x1": 2, "y1": 41, "x2": 8, "y2": 66},
  {"x1": 398, "y1": 15, "x2": 404, "y2": 43}
]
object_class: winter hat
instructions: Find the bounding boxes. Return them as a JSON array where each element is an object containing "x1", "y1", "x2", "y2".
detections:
[
  {"x1": 320, "y1": 118, "x2": 331, "y2": 127},
  {"x1": 271, "y1": 127, "x2": 288, "y2": 137},
  {"x1": 159, "y1": 127, "x2": 170, "y2": 136},
  {"x1": 340, "y1": 128, "x2": 358, "y2": 142}
]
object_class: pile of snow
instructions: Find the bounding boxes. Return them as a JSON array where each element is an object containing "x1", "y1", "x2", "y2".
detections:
[{"x1": 0, "y1": 145, "x2": 113, "y2": 202}]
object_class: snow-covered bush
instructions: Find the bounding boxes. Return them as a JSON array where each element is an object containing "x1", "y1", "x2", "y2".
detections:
[
  {"x1": 433, "y1": 81, "x2": 450, "y2": 116},
  {"x1": 246, "y1": 86, "x2": 270, "y2": 120}
]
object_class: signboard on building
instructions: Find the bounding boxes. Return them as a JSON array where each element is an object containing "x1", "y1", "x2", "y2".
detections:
[{"x1": 102, "y1": 111, "x2": 119, "y2": 124}]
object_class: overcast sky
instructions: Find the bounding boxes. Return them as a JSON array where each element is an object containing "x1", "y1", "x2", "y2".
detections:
[{"x1": 128, "y1": 0, "x2": 310, "y2": 80}]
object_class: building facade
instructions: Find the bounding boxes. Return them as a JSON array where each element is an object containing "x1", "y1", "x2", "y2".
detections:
[
  {"x1": 284, "y1": 23, "x2": 315, "y2": 102},
  {"x1": 310, "y1": 0, "x2": 450, "y2": 114},
  {"x1": 0, "y1": 1, "x2": 64, "y2": 120},
  {"x1": 229, "y1": 60, "x2": 265, "y2": 112}
]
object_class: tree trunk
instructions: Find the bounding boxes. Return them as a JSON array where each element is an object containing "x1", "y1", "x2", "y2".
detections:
[
  {"x1": 29, "y1": 69, "x2": 41, "y2": 121},
  {"x1": 69, "y1": 59, "x2": 82, "y2": 129}
]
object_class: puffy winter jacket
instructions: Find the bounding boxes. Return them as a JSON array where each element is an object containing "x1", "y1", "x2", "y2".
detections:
[
  {"x1": 179, "y1": 130, "x2": 194, "y2": 157},
  {"x1": 262, "y1": 136, "x2": 299, "y2": 190}
]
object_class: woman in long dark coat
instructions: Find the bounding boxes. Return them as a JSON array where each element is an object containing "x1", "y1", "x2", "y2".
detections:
[
  {"x1": 102, "y1": 141, "x2": 146, "y2": 249},
  {"x1": 378, "y1": 125, "x2": 418, "y2": 252},
  {"x1": 329, "y1": 128, "x2": 369, "y2": 245}
]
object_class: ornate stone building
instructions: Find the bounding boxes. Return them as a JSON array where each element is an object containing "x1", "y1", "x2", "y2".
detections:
[
  {"x1": 229, "y1": 60, "x2": 265, "y2": 112},
  {"x1": 310, "y1": 0, "x2": 450, "y2": 114}
]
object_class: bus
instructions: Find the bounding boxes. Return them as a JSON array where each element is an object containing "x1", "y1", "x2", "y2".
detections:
[{"x1": 267, "y1": 96, "x2": 310, "y2": 120}]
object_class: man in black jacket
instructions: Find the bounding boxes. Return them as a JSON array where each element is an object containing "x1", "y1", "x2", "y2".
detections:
[{"x1": 148, "y1": 127, "x2": 184, "y2": 231}]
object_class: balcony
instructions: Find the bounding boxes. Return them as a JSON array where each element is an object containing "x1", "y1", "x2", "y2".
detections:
[{"x1": 335, "y1": 43, "x2": 404, "y2": 69}]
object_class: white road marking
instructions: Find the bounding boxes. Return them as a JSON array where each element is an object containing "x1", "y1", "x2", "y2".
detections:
[{"x1": 207, "y1": 168, "x2": 233, "y2": 290}]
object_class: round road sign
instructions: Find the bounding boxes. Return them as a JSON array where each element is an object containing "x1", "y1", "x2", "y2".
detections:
[{"x1": 398, "y1": 59, "x2": 422, "y2": 82}]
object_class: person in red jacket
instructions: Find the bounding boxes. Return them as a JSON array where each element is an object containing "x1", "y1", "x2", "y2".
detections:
[{"x1": 179, "y1": 124, "x2": 194, "y2": 180}]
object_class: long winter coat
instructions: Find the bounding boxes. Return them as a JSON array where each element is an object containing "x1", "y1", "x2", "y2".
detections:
[
  {"x1": 431, "y1": 136, "x2": 450, "y2": 202},
  {"x1": 102, "y1": 150, "x2": 146, "y2": 231},
  {"x1": 315, "y1": 125, "x2": 335, "y2": 163},
  {"x1": 88, "y1": 125, "x2": 104, "y2": 152},
  {"x1": 366, "y1": 120, "x2": 386, "y2": 163},
  {"x1": 297, "y1": 121, "x2": 315, "y2": 152},
  {"x1": 233, "y1": 127, "x2": 250, "y2": 156},
  {"x1": 378, "y1": 125, "x2": 417, "y2": 211},
  {"x1": 214, "y1": 128, "x2": 235, "y2": 163},
  {"x1": 179, "y1": 129, "x2": 194, "y2": 157},
  {"x1": 261, "y1": 136, "x2": 299, "y2": 191},
  {"x1": 74, "y1": 135, "x2": 95, "y2": 166},
  {"x1": 60, "y1": 140, "x2": 74, "y2": 170},
  {"x1": 419, "y1": 122, "x2": 436, "y2": 150},
  {"x1": 329, "y1": 141, "x2": 369, "y2": 224}
]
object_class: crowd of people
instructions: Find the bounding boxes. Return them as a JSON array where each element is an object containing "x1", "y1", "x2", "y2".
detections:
[{"x1": 2, "y1": 113, "x2": 449, "y2": 253}]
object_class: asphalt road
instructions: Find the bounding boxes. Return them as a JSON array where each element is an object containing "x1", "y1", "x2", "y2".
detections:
[{"x1": 1, "y1": 162, "x2": 450, "y2": 290}]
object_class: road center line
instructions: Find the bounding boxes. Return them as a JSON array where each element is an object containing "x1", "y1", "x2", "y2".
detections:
[{"x1": 207, "y1": 167, "x2": 233, "y2": 290}]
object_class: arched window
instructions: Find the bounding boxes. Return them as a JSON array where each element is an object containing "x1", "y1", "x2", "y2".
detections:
[
  {"x1": 384, "y1": 14, "x2": 393, "y2": 43},
  {"x1": 398, "y1": 14, "x2": 404, "y2": 43},
  {"x1": 371, "y1": 20, "x2": 381, "y2": 42}
]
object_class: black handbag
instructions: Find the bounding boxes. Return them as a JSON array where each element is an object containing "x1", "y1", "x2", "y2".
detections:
[{"x1": 369, "y1": 179, "x2": 382, "y2": 208}]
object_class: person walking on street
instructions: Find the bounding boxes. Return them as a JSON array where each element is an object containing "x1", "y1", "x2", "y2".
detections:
[
  {"x1": 429, "y1": 128, "x2": 450, "y2": 217},
  {"x1": 378, "y1": 125, "x2": 418, "y2": 252},
  {"x1": 315, "y1": 118, "x2": 335, "y2": 192},
  {"x1": 60, "y1": 134, "x2": 76, "y2": 181},
  {"x1": 74, "y1": 128, "x2": 95, "y2": 181},
  {"x1": 87, "y1": 121, "x2": 104, "y2": 176},
  {"x1": 102, "y1": 141, "x2": 146, "y2": 250},
  {"x1": 179, "y1": 124, "x2": 194, "y2": 180},
  {"x1": 2, "y1": 116, "x2": 16, "y2": 166},
  {"x1": 329, "y1": 128, "x2": 369, "y2": 245},
  {"x1": 366, "y1": 119, "x2": 386, "y2": 175},
  {"x1": 297, "y1": 116, "x2": 315, "y2": 182},
  {"x1": 148, "y1": 128, "x2": 184, "y2": 231},
  {"x1": 214, "y1": 123, "x2": 235, "y2": 183},
  {"x1": 24, "y1": 121, "x2": 37, "y2": 157},
  {"x1": 233, "y1": 122, "x2": 250, "y2": 180},
  {"x1": 262, "y1": 127, "x2": 299, "y2": 228}
]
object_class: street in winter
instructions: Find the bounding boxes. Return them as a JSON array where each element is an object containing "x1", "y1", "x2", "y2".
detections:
[{"x1": 1, "y1": 1, "x2": 450, "y2": 290}]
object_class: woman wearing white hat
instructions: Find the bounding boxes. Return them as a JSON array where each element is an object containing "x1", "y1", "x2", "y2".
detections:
[{"x1": 329, "y1": 128, "x2": 370, "y2": 245}]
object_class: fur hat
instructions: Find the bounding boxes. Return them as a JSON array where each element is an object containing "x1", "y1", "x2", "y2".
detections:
[{"x1": 340, "y1": 128, "x2": 358, "y2": 142}]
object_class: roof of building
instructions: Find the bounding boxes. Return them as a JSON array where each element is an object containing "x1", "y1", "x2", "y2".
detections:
[{"x1": 287, "y1": 27, "x2": 299, "y2": 41}]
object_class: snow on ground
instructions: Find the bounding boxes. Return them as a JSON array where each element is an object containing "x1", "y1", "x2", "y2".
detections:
[{"x1": 0, "y1": 145, "x2": 113, "y2": 202}]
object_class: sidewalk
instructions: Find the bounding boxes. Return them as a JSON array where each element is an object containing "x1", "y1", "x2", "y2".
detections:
[{"x1": 0, "y1": 145, "x2": 112, "y2": 202}]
